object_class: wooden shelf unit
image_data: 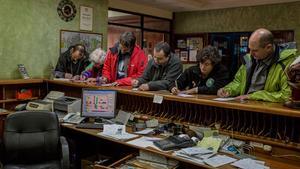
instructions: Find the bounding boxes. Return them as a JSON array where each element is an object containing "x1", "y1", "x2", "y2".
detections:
[{"x1": 0, "y1": 79, "x2": 45, "y2": 111}]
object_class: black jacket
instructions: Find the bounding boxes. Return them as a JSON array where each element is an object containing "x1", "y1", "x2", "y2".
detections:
[
  {"x1": 170, "y1": 64, "x2": 230, "y2": 94},
  {"x1": 137, "y1": 54, "x2": 183, "y2": 91},
  {"x1": 54, "y1": 46, "x2": 90, "y2": 78}
]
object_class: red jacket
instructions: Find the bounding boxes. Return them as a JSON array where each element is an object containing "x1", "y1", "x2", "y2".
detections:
[{"x1": 102, "y1": 44, "x2": 148, "y2": 86}]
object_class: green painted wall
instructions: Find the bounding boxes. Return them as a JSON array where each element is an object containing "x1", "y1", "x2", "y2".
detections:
[
  {"x1": 174, "y1": 2, "x2": 300, "y2": 45},
  {"x1": 0, "y1": 0, "x2": 108, "y2": 79}
]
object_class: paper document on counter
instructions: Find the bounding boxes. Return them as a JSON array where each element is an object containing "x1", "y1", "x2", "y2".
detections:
[
  {"x1": 213, "y1": 97, "x2": 236, "y2": 102},
  {"x1": 53, "y1": 78, "x2": 70, "y2": 81},
  {"x1": 127, "y1": 136, "x2": 161, "y2": 149},
  {"x1": 204, "y1": 155, "x2": 236, "y2": 167},
  {"x1": 231, "y1": 158, "x2": 269, "y2": 169},
  {"x1": 180, "y1": 147, "x2": 213, "y2": 156},
  {"x1": 177, "y1": 93, "x2": 194, "y2": 98},
  {"x1": 134, "y1": 128, "x2": 154, "y2": 135},
  {"x1": 98, "y1": 124, "x2": 138, "y2": 140}
]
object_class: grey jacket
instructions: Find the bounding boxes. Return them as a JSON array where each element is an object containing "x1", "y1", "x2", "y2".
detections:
[{"x1": 137, "y1": 54, "x2": 183, "y2": 91}]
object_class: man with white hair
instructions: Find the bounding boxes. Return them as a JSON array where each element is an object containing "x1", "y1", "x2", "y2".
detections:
[{"x1": 80, "y1": 48, "x2": 106, "y2": 81}]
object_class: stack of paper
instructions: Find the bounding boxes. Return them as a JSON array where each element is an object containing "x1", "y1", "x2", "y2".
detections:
[
  {"x1": 98, "y1": 124, "x2": 138, "y2": 140},
  {"x1": 197, "y1": 137, "x2": 223, "y2": 152},
  {"x1": 134, "y1": 128, "x2": 155, "y2": 135},
  {"x1": 231, "y1": 158, "x2": 269, "y2": 169},
  {"x1": 180, "y1": 147, "x2": 213, "y2": 156},
  {"x1": 174, "y1": 147, "x2": 216, "y2": 165},
  {"x1": 204, "y1": 155, "x2": 236, "y2": 167},
  {"x1": 127, "y1": 136, "x2": 161, "y2": 150}
]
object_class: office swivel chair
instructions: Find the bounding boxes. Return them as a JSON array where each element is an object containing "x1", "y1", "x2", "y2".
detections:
[{"x1": 0, "y1": 111, "x2": 69, "y2": 169}]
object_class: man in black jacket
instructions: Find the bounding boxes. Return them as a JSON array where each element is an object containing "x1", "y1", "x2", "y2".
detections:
[
  {"x1": 170, "y1": 45, "x2": 230, "y2": 95},
  {"x1": 54, "y1": 44, "x2": 90, "y2": 79},
  {"x1": 132, "y1": 42, "x2": 183, "y2": 91}
]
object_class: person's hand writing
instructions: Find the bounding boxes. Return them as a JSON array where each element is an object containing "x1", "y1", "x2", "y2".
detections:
[
  {"x1": 131, "y1": 79, "x2": 139, "y2": 87},
  {"x1": 217, "y1": 88, "x2": 230, "y2": 97},
  {"x1": 80, "y1": 75, "x2": 87, "y2": 81},
  {"x1": 64, "y1": 73, "x2": 73, "y2": 79},
  {"x1": 111, "y1": 82, "x2": 119, "y2": 86},
  {"x1": 86, "y1": 78, "x2": 97, "y2": 85},
  {"x1": 99, "y1": 76, "x2": 108, "y2": 84},
  {"x1": 138, "y1": 84, "x2": 149, "y2": 91},
  {"x1": 171, "y1": 87, "x2": 180, "y2": 95}
]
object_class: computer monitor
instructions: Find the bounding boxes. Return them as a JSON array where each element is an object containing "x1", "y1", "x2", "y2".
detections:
[{"x1": 81, "y1": 89, "x2": 117, "y2": 119}]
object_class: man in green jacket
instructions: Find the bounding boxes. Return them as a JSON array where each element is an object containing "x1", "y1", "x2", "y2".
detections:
[{"x1": 217, "y1": 28, "x2": 297, "y2": 102}]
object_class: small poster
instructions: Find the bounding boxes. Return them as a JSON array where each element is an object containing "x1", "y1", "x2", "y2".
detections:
[
  {"x1": 180, "y1": 51, "x2": 188, "y2": 62},
  {"x1": 80, "y1": 6, "x2": 93, "y2": 31},
  {"x1": 189, "y1": 49, "x2": 198, "y2": 62}
]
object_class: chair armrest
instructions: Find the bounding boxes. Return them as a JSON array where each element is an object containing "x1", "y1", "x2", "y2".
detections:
[{"x1": 60, "y1": 136, "x2": 70, "y2": 169}]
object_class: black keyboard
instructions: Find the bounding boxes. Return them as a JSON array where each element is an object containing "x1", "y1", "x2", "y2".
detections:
[{"x1": 75, "y1": 123, "x2": 104, "y2": 129}]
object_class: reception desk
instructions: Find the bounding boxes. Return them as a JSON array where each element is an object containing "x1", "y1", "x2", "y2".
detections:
[
  {"x1": 1, "y1": 79, "x2": 300, "y2": 168},
  {"x1": 45, "y1": 79, "x2": 300, "y2": 150}
]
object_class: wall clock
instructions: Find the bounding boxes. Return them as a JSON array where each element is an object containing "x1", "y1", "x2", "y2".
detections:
[{"x1": 57, "y1": 0, "x2": 76, "y2": 22}]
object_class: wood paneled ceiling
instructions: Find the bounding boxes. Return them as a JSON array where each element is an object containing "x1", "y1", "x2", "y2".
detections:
[{"x1": 122, "y1": 0, "x2": 300, "y2": 12}]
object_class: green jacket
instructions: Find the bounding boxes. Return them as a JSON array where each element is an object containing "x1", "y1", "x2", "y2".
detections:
[{"x1": 224, "y1": 44, "x2": 297, "y2": 102}]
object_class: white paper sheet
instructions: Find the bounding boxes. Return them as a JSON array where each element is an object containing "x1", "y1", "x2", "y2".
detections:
[
  {"x1": 213, "y1": 97, "x2": 236, "y2": 102},
  {"x1": 181, "y1": 147, "x2": 213, "y2": 156},
  {"x1": 98, "y1": 124, "x2": 138, "y2": 140},
  {"x1": 231, "y1": 158, "x2": 269, "y2": 169},
  {"x1": 153, "y1": 95, "x2": 163, "y2": 104},
  {"x1": 102, "y1": 124, "x2": 125, "y2": 135},
  {"x1": 53, "y1": 78, "x2": 70, "y2": 81},
  {"x1": 204, "y1": 155, "x2": 236, "y2": 167},
  {"x1": 127, "y1": 136, "x2": 161, "y2": 150},
  {"x1": 134, "y1": 128, "x2": 155, "y2": 135},
  {"x1": 178, "y1": 93, "x2": 194, "y2": 98}
]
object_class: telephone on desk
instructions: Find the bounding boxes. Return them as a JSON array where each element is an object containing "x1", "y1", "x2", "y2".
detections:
[
  {"x1": 153, "y1": 134, "x2": 196, "y2": 151},
  {"x1": 62, "y1": 112, "x2": 86, "y2": 124}
]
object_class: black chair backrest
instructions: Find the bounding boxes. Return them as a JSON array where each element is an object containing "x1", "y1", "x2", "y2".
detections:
[{"x1": 4, "y1": 111, "x2": 60, "y2": 164}]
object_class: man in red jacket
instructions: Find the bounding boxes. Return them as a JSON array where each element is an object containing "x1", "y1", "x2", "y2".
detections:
[{"x1": 100, "y1": 32, "x2": 147, "y2": 86}]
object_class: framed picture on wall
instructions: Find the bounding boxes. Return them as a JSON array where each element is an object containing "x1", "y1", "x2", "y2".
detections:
[{"x1": 60, "y1": 30, "x2": 103, "y2": 54}]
